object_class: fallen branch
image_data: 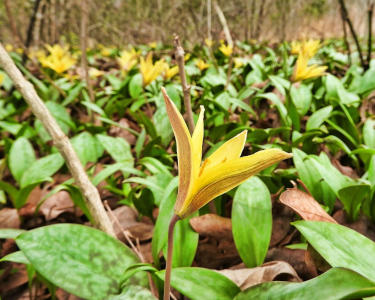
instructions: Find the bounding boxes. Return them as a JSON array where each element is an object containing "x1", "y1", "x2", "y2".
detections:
[
  {"x1": 0, "y1": 43, "x2": 115, "y2": 237},
  {"x1": 174, "y1": 35, "x2": 195, "y2": 134}
]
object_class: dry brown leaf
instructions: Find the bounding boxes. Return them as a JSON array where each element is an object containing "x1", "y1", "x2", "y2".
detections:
[
  {"x1": 111, "y1": 206, "x2": 154, "y2": 242},
  {"x1": 109, "y1": 118, "x2": 137, "y2": 145},
  {"x1": 40, "y1": 190, "x2": 78, "y2": 221},
  {"x1": 217, "y1": 261, "x2": 301, "y2": 290},
  {"x1": 19, "y1": 185, "x2": 48, "y2": 217},
  {"x1": 0, "y1": 263, "x2": 28, "y2": 295},
  {"x1": 0, "y1": 208, "x2": 20, "y2": 228},
  {"x1": 190, "y1": 214, "x2": 232, "y2": 240},
  {"x1": 279, "y1": 188, "x2": 337, "y2": 223}
]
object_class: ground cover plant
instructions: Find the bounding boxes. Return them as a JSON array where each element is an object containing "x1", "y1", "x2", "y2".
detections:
[{"x1": 0, "y1": 33, "x2": 375, "y2": 300}]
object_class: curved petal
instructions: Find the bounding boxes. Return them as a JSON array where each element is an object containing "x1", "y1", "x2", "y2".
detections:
[
  {"x1": 204, "y1": 130, "x2": 247, "y2": 170},
  {"x1": 191, "y1": 106, "x2": 205, "y2": 180},
  {"x1": 162, "y1": 87, "x2": 193, "y2": 211},
  {"x1": 177, "y1": 148, "x2": 292, "y2": 218}
]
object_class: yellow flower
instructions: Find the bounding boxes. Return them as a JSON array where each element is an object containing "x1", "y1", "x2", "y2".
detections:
[
  {"x1": 205, "y1": 38, "x2": 213, "y2": 47},
  {"x1": 219, "y1": 42, "x2": 233, "y2": 57},
  {"x1": 292, "y1": 49, "x2": 327, "y2": 82},
  {"x1": 39, "y1": 44, "x2": 76, "y2": 74},
  {"x1": 100, "y1": 47, "x2": 113, "y2": 57},
  {"x1": 89, "y1": 68, "x2": 104, "y2": 78},
  {"x1": 161, "y1": 88, "x2": 291, "y2": 218},
  {"x1": 0, "y1": 73, "x2": 4, "y2": 85},
  {"x1": 5, "y1": 44, "x2": 13, "y2": 52},
  {"x1": 140, "y1": 53, "x2": 165, "y2": 86},
  {"x1": 117, "y1": 48, "x2": 138, "y2": 72},
  {"x1": 148, "y1": 42, "x2": 157, "y2": 49},
  {"x1": 162, "y1": 63, "x2": 179, "y2": 80},
  {"x1": 234, "y1": 58, "x2": 244, "y2": 69},
  {"x1": 195, "y1": 59, "x2": 209, "y2": 71},
  {"x1": 184, "y1": 53, "x2": 191, "y2": 61},
  {"x1": 291, "y1": 39, "x2": 321, "y2": 59}
]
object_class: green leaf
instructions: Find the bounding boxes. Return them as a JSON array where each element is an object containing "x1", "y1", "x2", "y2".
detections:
[
  {"x1": 306, "y1": 106, "x2": 332, "y2": 131},
  {"x1": 163, "y1": 213, "x2": 199, "y2": 268},
  {"x1": 0, "y1": 228, "x2": 26, "y2": 239},
  {"x1": 258, "y1": 93, "x2": 291, "y2": 127},
  {"x1": 0, "y1": 250, "x2": 29, "y2": 264},
  {"x1": 337, "y1": 184, "x2": 371, "y2": 221},
  {"x1": 20, "y1": 153, "x2": 65, "y2": 188},
  {"x1": 292, "y1": 149, "x2": 336, "y2": 210},
  {"x1": 71, "y1": 132, "x2": 103, "y2": 166},
  {"x1": 293, "y1": 221, "x2": 375, "y2": 281},
  {"x1": 16, "y1": 224, "x2": 146, "y2": 300},
  {"x1": 107, "y1": 285, "x2": 156, "y2": 300},
  {"x1": 234, "y1": 268, "x2": 375, "y2": 300},
  {"x1": 290, "y1": 84, "x2": 312, "y2": 116},
  {"x1": 9, "y1": 137, "x2": 36, "y2": 183},
  {"x1": 363, "y1": 119, "x2": 375, "y2": 149},
  {"x1": 325, "y1": 74, "x2": 360, "y2": 106},
  {"x1": 129, "y1": 74, "x2": 143, "y2": 98},
  {"x1": 151, "y1": 177, "x2": 178, "y2": 267},
  {"x1": 97, "y1": 134, "x2": 134, "y2": 166},
  {"x1": 153, "y1": 105, "x2": 173, "y2": 146},
  {"x1": 156, "y1": 267, "x2": 240, "y2": 300},
  {"x1": 232, "y1": 177, "x2": 271, "y2": 267}
]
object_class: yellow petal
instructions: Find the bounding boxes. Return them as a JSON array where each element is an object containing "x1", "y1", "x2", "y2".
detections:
[
  {"x1": 204, "y1": 130, "x2": 247, "y2": 170},
  {"x1": 161, "y1": 87, "x2": 193, "y2": 211},
  {"x1": 191, "y1": 106, "x2": 205, "y2": 180},
  {"x1": 177, "y1": 149, "x2": 292, "y2": 218}
]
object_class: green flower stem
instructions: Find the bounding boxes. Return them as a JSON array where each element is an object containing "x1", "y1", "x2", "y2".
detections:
[{"x1": 163, "y1": 213, "x2": 180, "y2": 300}]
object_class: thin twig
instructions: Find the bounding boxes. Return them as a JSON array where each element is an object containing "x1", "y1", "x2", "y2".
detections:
[
  {"x1": 163, "y1": 214, "x2": 179, "y2": 300},
  {"x1": 214, "y1": 1, "x2": 233, "y2": 47},
  {"x1": 174, "y1": 35, "x2": 195, "y2": 134},
  {"x1": 22, "y1": 0, "x2": 42, "y2": 64},
  {"x1": 225, "y1": 54, "x2": 233, "y2": 90},
  {"x1": 340, "y1": 4, "x2": 352, "y2": 65},
  {"x1": 3, "y1": 0, "x2": 24, "y2": 48},
  {"x1": 104, "y1": 201, "x2": 158, "y2": 298},
  {"x1": 80, "y1": 0, "x2": 95, "y2": 106},
  {"x1": 338, "y1": 0, "x2": 365, "y2": 69},
  {"x1": 0, "y1": 44, "x2": 115, "y2": 237},
  {"x1": 207, "y1": 0, "x2": 212, "y2": 41},
  {"x1": 367, "y1": 2, "x2": 374, "y2": 69}
]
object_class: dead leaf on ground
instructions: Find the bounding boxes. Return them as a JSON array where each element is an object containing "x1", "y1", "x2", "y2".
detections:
[
  {"x1": 40, "y1": 190, "x2": 80, "y2": 221},
  {"x1": 111, "y1": 206, "x2": 154, "y2": 242},
  {"x1": 279, "y1": 188, "x2": 337, "y2": 223},
  {"x1": 109, "y1": 118, "x2": 137, "y2": 145},
  {"x1": 0, "y1": 263, "x2": 28, "y2": 295},
  {"x1": 0, "y1": 208, "x2": 20, "y2": 228},
  {"x1": 56, "y1": 288, "x2": 82, "y2": 300},
  {"x1": 18, "y1": 185, "x2": 48, "y2": 217},
  {"x1": 217, "y1": 261, "x2": 301, "y2": 290},
  {"x1": 266, "y1": 248, "x2": 311, "y2": 279},
  {"x1": 270, "y1": 202, "x2": 294, "y2": 247},
  {"x1": 190, "y1": 214, "x2": 232, "y2": 240},
  {"x1": 332, "y1": 158, "x2": 359, "y2": 179}
]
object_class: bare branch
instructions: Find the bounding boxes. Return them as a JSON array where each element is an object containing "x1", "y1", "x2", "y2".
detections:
[
  {"x1": 214, "y1": 1, "x2": 233, "y2": 47},
  {"x1": 0, "y1": 43, "x2": 115, "y2": 237},
  {"x1": 174, "y1": 35, "x2": 195, "y2": 134}
]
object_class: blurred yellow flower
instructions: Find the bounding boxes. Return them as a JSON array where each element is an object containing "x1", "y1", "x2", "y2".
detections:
[
  {"x1": 219, "y1": 42, "x2": 233, "y2": 57},
  {"x1": 184, "y1": 53, "x2": 191, "y2": 61},
  {"x1": 292, "y1": 53, "x2": 327, "y2": 82},
  {"x1": 195, "y1": 59, "x2": 209, "y2": 71},
  {"x1": 205, "y1": 38, "x2": 213, "y2": 47},
  {"x1": 39, "y1": 44, "x2": 76, "y2": 74},
  {"x1": 161, "y1": 88, "x2": 292, "y2": 218},
  {"x1": 100, "y1": 47, "x2": 113, "y2": 57},
  {"x1": 5, "y1": 44, "x2": 13, "y2": 52},
  {"x1": 117, "y1": 48, "x2": 139, "y2": 72},
  {"x1": 148, "y1": 42, "x2": 157, "y2": 49},
  {"x1": 0, "y1": 73, "x2": 4, "y2": 85},
  {"x1": 89, "y1": 68, "x2": 104, "y2": 78},
  {"x1": 291, "y1": 39, "x2": 321, "y2": 59},
  {"x1": 140, "y1": 53, "x2": 165, "y2": 86},
  {"x1": 234, "y1": 58, "x2": 244, "y2": 69},
  {"x1": 162, "y1": 64, "x2": 179, "y2": 80}
]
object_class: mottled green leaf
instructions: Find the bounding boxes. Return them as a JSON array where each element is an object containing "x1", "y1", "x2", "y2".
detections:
[{"x1": 9, "y1": 137, "x2": 36, "y2": 183}]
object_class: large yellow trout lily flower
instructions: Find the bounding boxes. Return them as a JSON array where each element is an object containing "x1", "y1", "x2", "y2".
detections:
[
  {"x1": 219, "y1": 43, "x2": 233, "y2": 57},
  {"x1": 162, "y1": 88, "x2": 292, "y2": 218},
  {"x1": 117, "y1": 48, "x2": 139, "y2": 72},
  {"x1": 291, "y1": 39, "x2": 321, "y2": 59}
]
